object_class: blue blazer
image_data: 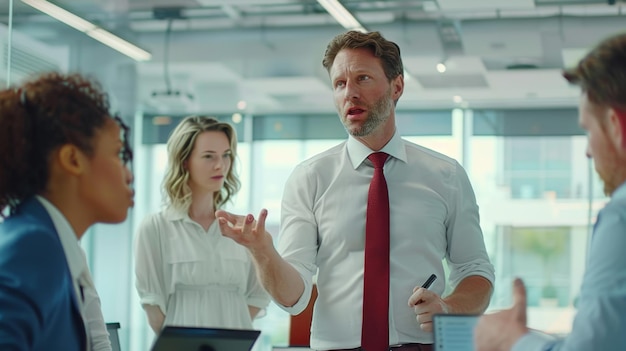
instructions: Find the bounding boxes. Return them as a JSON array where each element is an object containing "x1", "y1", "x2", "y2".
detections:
[{"x1": 0, "y1": 198, "x2": 86, "y2": 351}]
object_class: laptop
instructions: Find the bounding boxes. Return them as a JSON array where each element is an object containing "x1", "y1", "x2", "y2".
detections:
[
  {"x1": 432, "y1": 314, "x2": 479, "y2": 351},
  {"x1": 151, "y1": 326, "x2": 261, "y2": 351}
]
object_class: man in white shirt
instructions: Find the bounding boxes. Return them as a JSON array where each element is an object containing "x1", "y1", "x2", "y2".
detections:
[{"x1": 217, "y1": 30, "x2": 494, "y2": 351}]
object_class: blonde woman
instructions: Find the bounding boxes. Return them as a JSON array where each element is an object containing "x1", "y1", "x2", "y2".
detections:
[{"x1": 134, "y1": 116, "x2": 269, "y2": 333}]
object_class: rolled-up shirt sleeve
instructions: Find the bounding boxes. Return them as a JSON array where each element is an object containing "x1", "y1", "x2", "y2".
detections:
[
  {"x1": 276, "y1": 163, "x2": 319, "y2": 315},
  {"x1": 445, "y1": 161, "x2": 495, "y2": 287}
]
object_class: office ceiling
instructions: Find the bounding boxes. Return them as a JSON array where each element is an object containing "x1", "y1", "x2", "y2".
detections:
[{"x1": 1, "y1": 0, "x2": 624, "y2": 114}]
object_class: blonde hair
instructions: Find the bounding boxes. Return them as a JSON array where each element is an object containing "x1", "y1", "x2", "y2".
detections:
[{"x1": 163, "y1": 116, "x2": 240, "y2": 211}]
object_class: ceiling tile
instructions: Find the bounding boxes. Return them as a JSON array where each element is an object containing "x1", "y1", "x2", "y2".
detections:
[
  {"x1": 416, "y1": 73, "x2": 489, "y2": 88},
  {"x1": 243, "y1": 76, "x2": 331, "y2": 96},
  {"x1": 436, "y1": 0, "x2": 535, "y2": 11}
]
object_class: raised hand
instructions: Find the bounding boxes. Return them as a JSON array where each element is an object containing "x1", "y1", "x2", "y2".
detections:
[
  {"x1": 474, "y1": 278, "x2": 529, "y2": 351},
  {"x1": 215, "y1": 208, "x2": 271, "y2": 251}
]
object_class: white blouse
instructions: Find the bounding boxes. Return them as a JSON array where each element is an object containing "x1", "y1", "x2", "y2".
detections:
[{"x1": 134, "y1": 207, "x2": 270, "y2": 330}]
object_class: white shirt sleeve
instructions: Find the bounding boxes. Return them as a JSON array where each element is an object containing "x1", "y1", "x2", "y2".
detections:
[
  {"x1": 275, "y1": 163, "x2": 319, "y2": 315},
  {"x1": 134, "y1": 215, "x2": 168, "y2": 314},
  {"x1": 445, "y1": 161, "x2": 496, "y2": 287}
]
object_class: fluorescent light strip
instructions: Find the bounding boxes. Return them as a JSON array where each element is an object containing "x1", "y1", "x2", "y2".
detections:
[
  {"x1": 316, "y1": 0, "x2": 366, "y2": 32},
  {"x1": 21, "y1": 0, "x2": 95, "y2": 32},
  {"x1": 21, "y1": 0, "x2": 151, "y2": 61},
  {"x1": 87, "y1": 28, "x2": 151, "y2": 62}
]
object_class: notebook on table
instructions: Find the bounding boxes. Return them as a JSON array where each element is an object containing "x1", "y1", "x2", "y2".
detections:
[
  {"x1": 433, "y1": 314, "x2": 479, "y2": 351},
  {"x1": 151, "y1": 326, "x2": 261, "y2": 351}
]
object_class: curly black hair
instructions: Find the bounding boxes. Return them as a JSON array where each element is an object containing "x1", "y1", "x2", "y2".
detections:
[{"x1": 0, "y1": 72, "x2": 131, "y2": 215}]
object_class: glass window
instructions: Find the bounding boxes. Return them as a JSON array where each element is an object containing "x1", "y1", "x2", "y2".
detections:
[
  {"x1": 469, "y1": 133, "x2": 607, "y2": 335},
  {"x1": 507, "y1": 227, "x2": 571, "y2": 308},
  {"x1": 504, "y1": 138, "x2": 574, "y2": 199}
]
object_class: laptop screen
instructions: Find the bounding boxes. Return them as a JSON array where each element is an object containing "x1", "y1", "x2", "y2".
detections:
[
  {"x1": 151, "y1": 326, "x2": 261, "y2": 351},
  {"x1": 433, "y1": 314, "x2": 479, "y2": 351}
]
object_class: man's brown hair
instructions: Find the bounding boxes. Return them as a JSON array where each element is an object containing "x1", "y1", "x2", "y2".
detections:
[{"x1": 322, "y1": 30, "x2": 403, "y2": 81}]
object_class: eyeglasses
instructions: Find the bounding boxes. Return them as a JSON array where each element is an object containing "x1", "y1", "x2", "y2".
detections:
[{"x1": 113, "y1": 115, "x2": 133, "y2": 166}]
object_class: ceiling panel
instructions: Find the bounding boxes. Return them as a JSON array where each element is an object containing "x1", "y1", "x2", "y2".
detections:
[
  {"x1": 463, "y1": 31, "x2": 543, "y2": 59},
  {"x1": 138, "y1": 62, "x2": 242, "y2": 82},
  {"x1": 3, "y1": 0, "x2": 624, "y2": 112},
  {"x1": 243, "y1": 77, "x2": 330, "y2": 95},
  {"x1": 404, "y1": 56, "x2": 487, "y2": 74},
  {"x1": 436, "y1": 0, "x2": 535, "y2": 10},
  {"x1": 416, "y1": 74, "x2": 489, "y2": 88},
  {"x1": 486, "y1": 69, "x2": 573, "y2": 91}
]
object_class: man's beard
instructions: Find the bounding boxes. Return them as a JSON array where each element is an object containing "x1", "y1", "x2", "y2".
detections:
[
  {"x1": 598, "y1": 158, "x2": 620, "y2": 196},
  {"x1": 594, "y1": 141, "x2": 626, "y2": 197},
  {"x1": 344, "y1": 88, "x2": 394, "y2": 137}
]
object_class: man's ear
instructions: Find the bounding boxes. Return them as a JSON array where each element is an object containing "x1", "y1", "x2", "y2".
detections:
[
  {"x1": 392, "y1": 74, "x2": 404, "y2": 101},
  {"x1": 57, "y1": 144, "x2": 86, "y2": 176},
  {"x1": 607, "y1": 108, "x2": 626, "y2": 152}
]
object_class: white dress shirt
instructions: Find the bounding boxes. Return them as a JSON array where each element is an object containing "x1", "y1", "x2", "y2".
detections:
[
  {"x1": 36, "y1": 196, "x2": 111, "y2": 351},
  {"x1": 277, "y1": 131, "x2": 495, "y2": 350},
  {"x1": 134, "y1": 207, "x2": 270, "y2": 329}
]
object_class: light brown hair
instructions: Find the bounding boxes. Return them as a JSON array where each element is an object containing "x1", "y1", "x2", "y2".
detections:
[{"x1": 322, "y1": 30, "x2": 404, "y2": 81}]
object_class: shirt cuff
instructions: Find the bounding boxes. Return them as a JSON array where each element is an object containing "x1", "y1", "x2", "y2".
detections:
[
  {"x1": 247, "y1": 296, "x2": 270, "y2": 308},
  {"x1": 139, "y1": 293, "x2": 166, "y2": 315},
  {"x1": 274, "y1": 267, "x2": 312, "y2": 315},
  {"x1": 512, "y1": 330, "x2": 559, "y2": 351}
]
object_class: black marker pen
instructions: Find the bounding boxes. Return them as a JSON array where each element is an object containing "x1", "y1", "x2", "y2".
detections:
[{"x1": 421, "y1": 274, "x2": 437, "y2": 289}]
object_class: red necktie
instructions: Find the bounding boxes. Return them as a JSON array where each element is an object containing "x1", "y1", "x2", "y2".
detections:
[{"x1": 362, "y1": 152, "x2": 390, "y2": 351}]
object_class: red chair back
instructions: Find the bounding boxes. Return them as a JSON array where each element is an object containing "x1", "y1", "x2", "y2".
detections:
[{"x1": 288, "y1": 284, "x2": 318, "y2": 346}]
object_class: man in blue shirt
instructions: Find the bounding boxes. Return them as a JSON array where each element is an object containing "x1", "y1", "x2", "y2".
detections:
[{"x1": 474, "y1": 32, "x2": 626, "y2": 351}]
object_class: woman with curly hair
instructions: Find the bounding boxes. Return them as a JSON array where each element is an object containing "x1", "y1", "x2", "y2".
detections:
[
  {"x1": 134, "y1": 116, "x2": 269, "y2": 334},
  {"x1": 0, "y1": 72, "x2": 134, "y2": 350}
]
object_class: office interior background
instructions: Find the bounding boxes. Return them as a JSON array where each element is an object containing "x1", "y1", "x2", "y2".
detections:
[{"x1": 1, "y1": 0, "x2": 623, "y2": 349}]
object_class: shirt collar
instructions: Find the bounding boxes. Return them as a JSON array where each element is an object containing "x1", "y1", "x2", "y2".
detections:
[
  {"x1": 163, "y1": 205, "x2": 188, "y2": 221},
  {"x1": 346, "y1": 129, "x2": 407, "y2": 169},
  {"x1": 35, "y1": 195, "x2": 86, "y2": 281},
  {"x1": 612, "y1": 180, "x2": 626, "y2": 199}
]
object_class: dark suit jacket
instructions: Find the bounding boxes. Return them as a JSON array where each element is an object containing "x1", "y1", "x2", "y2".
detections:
[{"x1": 0, "y1": 197, "x2": 86, "y2": 351}]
